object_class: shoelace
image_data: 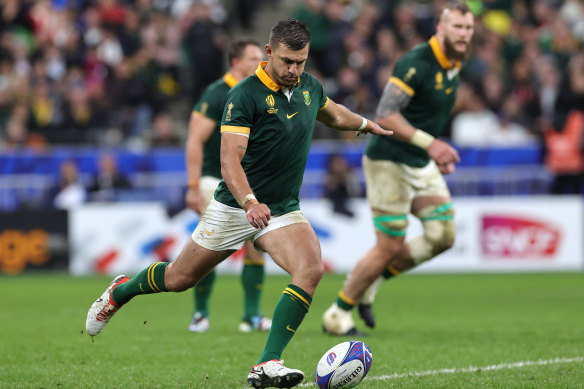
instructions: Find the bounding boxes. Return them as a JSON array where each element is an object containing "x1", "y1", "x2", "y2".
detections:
[{"x1": 96, "y1": 304, "x2": 118, "y2": 322}]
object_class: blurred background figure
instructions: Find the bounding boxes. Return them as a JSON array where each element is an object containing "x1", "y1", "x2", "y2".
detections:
[
  {"x1": 148, "y1": 111, "x2": 182, "y2": 147},
  {"x1": 324, "y1": 154, "x2": 360, "y2": 217},
  {"x1": 88, "y1": 153, "x2": 131, "y2": 202},
  {"x1": 53, "y1": 159, "x2": 86, "y2": 210}
]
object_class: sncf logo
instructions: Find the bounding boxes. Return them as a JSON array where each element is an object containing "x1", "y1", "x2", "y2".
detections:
[
  {"x1": 481, "y1": 215, "x2": 561, "y2": 258},
  {"x1": 326, "y1": 352, "x2": 337, "y2": 366}
]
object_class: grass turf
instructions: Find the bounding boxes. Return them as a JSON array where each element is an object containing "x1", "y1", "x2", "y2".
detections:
[{"x1": 0, "y1": 272, "x2": 583, "y2": 388}]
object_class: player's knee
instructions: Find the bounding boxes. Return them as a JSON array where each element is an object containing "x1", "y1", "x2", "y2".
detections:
[
  {"x1": 425, "y1": 220, "x2": 455, "y2": 254},
  {"x1": 423, "y1": 216, "x2": 455, "y2": 256},
  {"x1": 373, "y1": 214, "x2": 408, "y2": 260},
  {"x1": 409, "y1": 204, "x2": 456, "y2": 263},
  {"x1": 164, "y1": 265, "x2": 197, "y2": 292}
]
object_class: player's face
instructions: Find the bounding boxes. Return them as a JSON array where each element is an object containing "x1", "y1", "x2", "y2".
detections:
[
  {"x1": 265, "y1": 43, "x2": 309, "y2": 88},
  {"x1": 441, "y1": 10, "x2": 474, "y2": 61},
  {"x1": 238, "y1": 45, "x2": 264, "y2": 78}
]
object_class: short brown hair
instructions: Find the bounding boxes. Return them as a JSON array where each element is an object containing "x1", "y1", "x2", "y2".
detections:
[{"x1": 228, "y1": 39, "x2": 261, "y2": 63}]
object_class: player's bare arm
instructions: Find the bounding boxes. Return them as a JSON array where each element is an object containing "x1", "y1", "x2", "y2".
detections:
[
  {"x1": 376, "y1": 80, "x2": 460, "y2": 174},
  {"x1": 220, "y1": 133, "x2": 271, "y2": 228},
  {"x1": 316, "y1": 100, "x2": 392, "y2": 136},
  {"x1": 185, "y1": 113, "x2": 216, "y2": 213}
]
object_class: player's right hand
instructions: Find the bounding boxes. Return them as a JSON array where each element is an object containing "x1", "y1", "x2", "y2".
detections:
[
  {"x1": 185, "y1": 188, "x2": 206, "y2": 214},
  {"x1": 245, "y1": 202, "x2": 271, "y2": 229},
  {"x1": 427, "y1": 139, "x2": 460, "y2": 167}
]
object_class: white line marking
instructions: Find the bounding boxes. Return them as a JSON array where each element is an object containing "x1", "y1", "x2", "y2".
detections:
[{"x1": 304, "y1": 356, "x2": 584, "y2": 387}]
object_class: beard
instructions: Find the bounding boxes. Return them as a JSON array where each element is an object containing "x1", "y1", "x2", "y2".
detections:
[{"x1": 443, "y1": 36, "x2": 470, "y2": 62}]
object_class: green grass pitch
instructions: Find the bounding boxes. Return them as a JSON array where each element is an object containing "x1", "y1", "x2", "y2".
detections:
[{"x1": 1, "y1": 272, "x2": 583, "y2": 388}]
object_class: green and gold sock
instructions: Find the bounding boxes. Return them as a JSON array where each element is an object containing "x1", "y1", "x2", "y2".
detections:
[
  {"x1": 382, "y1": 264, "x2": 400, "y2": 279},
  {"x1": 335, "y1": 290, "x2": 356, "y2": 311},
  {"x1": 257, "y1": 284, "x2": 311, "y2": 363},
  {"x1": 194, "y1": 270, "x2": 216, "y2": 318},
  {"x1": 111, "y1": 262, "x2": 169, "y2": 306},
  {"x1": 241, "y1": 257, "x2": 265, "y2": 321}
]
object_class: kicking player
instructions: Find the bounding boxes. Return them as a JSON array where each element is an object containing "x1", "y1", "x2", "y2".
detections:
[
  {"x1": 85, "y1": 19, "x2": 392, "y2": 388},
  {"x1": 323, "y1": 1, "x2": 475, "y2": 335},
  {"x1": 185, "y1": 39, "x2": 272, "y2": 334}
]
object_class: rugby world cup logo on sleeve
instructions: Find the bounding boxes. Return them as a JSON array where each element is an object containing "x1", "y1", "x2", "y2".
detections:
[{"x1": 481, "y1": 215, "x2": 562, "y2": 258}]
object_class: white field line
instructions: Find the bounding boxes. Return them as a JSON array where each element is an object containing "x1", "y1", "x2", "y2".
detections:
[{"x1": 301, "y1": 356, "x2": 584, "y2": 387}]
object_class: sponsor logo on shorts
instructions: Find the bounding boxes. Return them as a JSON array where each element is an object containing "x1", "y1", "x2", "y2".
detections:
[{"x1": 199, "y1": 229, "x2": 215, "y2": 237}]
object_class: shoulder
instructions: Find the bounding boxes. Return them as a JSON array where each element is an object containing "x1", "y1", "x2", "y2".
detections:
[
  {"x1": 396, "y1": 42, "x2": 431, "y2": 68},
  {"x1": 299, "y1": 72, "x2": 322, "y2": 89},
  {"x1": 199, "y1": 78, "x2": 229, "y2": 101}
]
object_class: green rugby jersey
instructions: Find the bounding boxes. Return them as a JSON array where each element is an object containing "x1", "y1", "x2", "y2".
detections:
[
  {"x1": 366, "y1": 36, "x2": 462, "y2": 167},
  {"x1": 215, "y1": 61, "x2": 329, "y2": 214},
  {"x1": 192, "y1": 73, "x2": 238, "y2": 179}
]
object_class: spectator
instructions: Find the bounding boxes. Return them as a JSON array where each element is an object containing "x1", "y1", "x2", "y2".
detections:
[
  {"x1": 545, "y1": 53, "x2": 584, "y2": 195},
  {"x1": 324, "y1": 154, "x2": 361, "y2": 217},
  {"x1": 53, "y1": 159, "x2": 86, "y2": 210},
  {"x1": 148, "y1": 111, "x2": 182, "y2": 147},
  {"x1": 88, "y1": 153, "x2": 131, "y2": 201}
]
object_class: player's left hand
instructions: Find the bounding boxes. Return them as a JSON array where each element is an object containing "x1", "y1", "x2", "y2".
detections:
[
  {"x1": 438, "y1": 162, "x2": 456, "y2": 175},
  {"x1": 245, "y1": 202, "x2": 271, "y2": 229},
  {"x1": 356, "y1": 120, "x2": 393, "y2": 137}
]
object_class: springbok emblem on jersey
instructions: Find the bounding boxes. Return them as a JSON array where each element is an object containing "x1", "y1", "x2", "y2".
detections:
[{"x1": 303, "y1": 91, "x2": 311, "y2": 106}]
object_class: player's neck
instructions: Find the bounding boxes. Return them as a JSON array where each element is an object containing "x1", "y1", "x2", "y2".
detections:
[
  {"x1": 229, "y1": 68, "x2": 244, "y2": 82},
  {"x1": 263, "y1": 62, "x2": 277, "y2": 84}
]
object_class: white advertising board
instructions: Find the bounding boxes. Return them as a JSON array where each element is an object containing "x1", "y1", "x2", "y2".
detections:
[
  {"x1": 300, "y1": 196, "x2": 583, "y2": 273},
  {"x1": 69, "y1": 197, "x2": 583, "y2": 276}
]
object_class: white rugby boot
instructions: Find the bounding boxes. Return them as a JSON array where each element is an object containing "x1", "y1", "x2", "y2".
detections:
[
  {"x1": 239, "y1": 315, "x2": 272, "y2": 333},
  {"x1": 188, "y1": 312, "x2": 210, "y2": 333},
  {"x1": 85, "y1": 275, "x2": 129, "y2": 336},
  {"x1": 322, "y1": 302, "x2": 360, "y2": 336},
  {"x1": 247, "y1": 360, "x2": 304, "y2": 388}
]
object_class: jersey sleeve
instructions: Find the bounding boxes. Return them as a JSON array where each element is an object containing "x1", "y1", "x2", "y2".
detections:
[
  {"x1": 390, "y1": 55, "x2": 425, "y2": 97},
  {"x1": 220, "y1": 83, "x2": 254, "y2": 136},
  {"x1": 193, "y1": 86, "x2": 223, "y2": 123}
]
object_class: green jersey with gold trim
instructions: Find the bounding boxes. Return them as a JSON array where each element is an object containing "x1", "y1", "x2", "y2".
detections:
[
  {"x1": 214, "y1": 62, "x2": 329, "y2": 215},
  {"x1": 366, "y1": 36, "x2": 461, "y2": 167},
  {"x1": 192, "y1": 73, "x2": 238, "y2": 179}
]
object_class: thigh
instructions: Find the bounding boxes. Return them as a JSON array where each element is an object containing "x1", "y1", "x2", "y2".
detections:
[
  {"x1": 169, "y1": 238, "x2": 234, "y2": 281},
  {"x1": 409, "y1": 160, "x2": 451, "y2": 200},
  {"x1": 363, "y1": 155, "x2": 413, "y2": 215},
  {"x1": 255, "y1": 222, "x2": 321, "y2": 276},
  {"x1": 243, "y1": 240, "x2": 264, "y2": 262}
]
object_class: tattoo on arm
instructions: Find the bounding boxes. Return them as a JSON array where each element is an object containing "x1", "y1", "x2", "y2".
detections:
[
  {"x1": 237, "y1": 144, "x2": 247, "y2": 150},
  {"x1": 376, "y1": 83, "x2": 412, "y2": 118}
]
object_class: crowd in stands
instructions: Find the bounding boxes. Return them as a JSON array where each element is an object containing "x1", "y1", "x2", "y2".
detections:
[{"x1": 1, "y1": 0, "x2": 583, "y2": 200}]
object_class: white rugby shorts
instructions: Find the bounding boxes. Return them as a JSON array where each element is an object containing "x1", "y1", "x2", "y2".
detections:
[{"x1": 192, "y1": 198, "x2": 309, "y2": 251}]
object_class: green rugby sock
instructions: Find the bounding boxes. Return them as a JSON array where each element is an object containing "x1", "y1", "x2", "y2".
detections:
[
  {"x1": 111, "y1": 262, "x2": 169, "y2": 306},
  {"x1": 336, "y1": 290, "x2": 355, "y2": 311},
  {"x1": 382, "y1": 264, "x2": 399, "y2": 279},
  {"x1": 241, "y1": 258, "x2": 265, "y2": 321},
  {"x1": 194, "y1": 270, "x2": 216, "y2": 318},
  {"x1": 257, "y1": 284, "x2": 311, "y2": 363}
]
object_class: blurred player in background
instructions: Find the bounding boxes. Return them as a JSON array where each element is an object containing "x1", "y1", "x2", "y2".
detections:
[
  {"x1": 323, "y1": 1, "x2": 475, "y2": 335},
  {"x1": 184, "y1": 39, "x2": 272, "y2": 334},
  {"x1": 85, "y1": 18, "x2": 391, "y2": 388}
]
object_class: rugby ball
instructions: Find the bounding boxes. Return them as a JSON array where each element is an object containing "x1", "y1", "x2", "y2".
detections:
[{"x1": 314, "y1": 340, "x2": 373, "y2": 389}]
